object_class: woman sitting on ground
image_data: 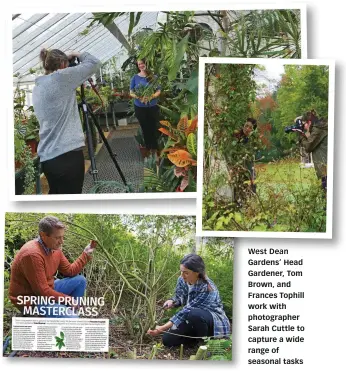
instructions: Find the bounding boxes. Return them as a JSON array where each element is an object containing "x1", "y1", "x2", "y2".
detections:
[{"x1": 147, "y1": 254, "x2": 230, "y2": 347}]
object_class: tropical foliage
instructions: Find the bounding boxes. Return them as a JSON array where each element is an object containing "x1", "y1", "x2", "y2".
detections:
[
  {"x1": 13, "y1": 87, "x2": 39, "y2": 194},
  {"x1": 13, "y1": 10, "x2": 303, "y2": 194},
  {"x1": 143, "y1": 115, "x2": 197, "y2": 192}
]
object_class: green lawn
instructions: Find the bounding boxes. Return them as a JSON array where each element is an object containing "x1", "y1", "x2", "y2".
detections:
[
  {"x1": 203, "y1": 158, "x2": 326, "y2": 232},
  {"x1": 256, "y1": 160, "x2": 316, "y2": 187}
]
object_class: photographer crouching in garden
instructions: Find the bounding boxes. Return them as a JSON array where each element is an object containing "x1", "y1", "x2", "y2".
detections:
[
  {"x1": 292, "y1": 110, "x2": 328, "y2": 192},
  {"x1": 9, "y1": 216, "x2": 96, "y2": 318},
  {"x1": 32, "y1": 49, "x2": 101, "y2": 194},
  {"x1": 130, "y1": 59, "x2": 161, "y2": 165},
  {"x1": 147, "y1": 254, "x2": 230, "y2": 347}
]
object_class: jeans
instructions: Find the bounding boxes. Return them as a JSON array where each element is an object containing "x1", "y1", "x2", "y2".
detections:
[
  {"x1": 37, "y1": 275, "x2": 87, "y2": 318},
  {"x1": 162, "y1": 308, "x2": 214, "y2": 347}
]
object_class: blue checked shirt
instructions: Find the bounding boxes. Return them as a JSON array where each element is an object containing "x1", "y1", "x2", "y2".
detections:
[
  {"x1": 170, "y1": 276, "x2": 231, "y2": 338},
  {"x1": 37, "y1": 236, "x2": 51, "y2": 255}
]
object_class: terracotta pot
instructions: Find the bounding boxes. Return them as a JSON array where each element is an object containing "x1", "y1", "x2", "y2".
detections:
[
  {"x1": 15, "y1": 160, "x2": 23, "y2": 170},
  {"x1": 25, "y1": 139, "x2": 38, "y2": 155}
]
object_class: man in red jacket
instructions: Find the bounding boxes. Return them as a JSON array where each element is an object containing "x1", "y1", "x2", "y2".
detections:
[{"x1": 9, "y1": 215, "x2": 96, "y2": 318}]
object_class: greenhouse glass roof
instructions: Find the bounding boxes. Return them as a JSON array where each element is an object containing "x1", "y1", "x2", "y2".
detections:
[
  {"x1": 13, "y1": 12, "x2": 159, "y2": 80},
  {"x1": 13, "y1": 9, "x2": 302, "y2": 85}
]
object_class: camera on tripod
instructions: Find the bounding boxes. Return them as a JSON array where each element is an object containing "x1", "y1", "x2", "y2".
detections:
[
  {"x1": 284, "y1": 117, "x2": 304, "y2": 133},
  {"x1": 72, "y1": 63, "x2": 129, "y2": 192},
  {"x1": 69, "y1": 57, "x2": 80, "y2": 68}
]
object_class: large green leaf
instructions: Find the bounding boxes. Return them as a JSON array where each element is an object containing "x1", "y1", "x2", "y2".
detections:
[
  {"x1": 187, "y1": 133, "x2": 197, "y2": 158},
  {"x1": 90, "y1": 12, "x2": 124, "y2": 27},
  {"x1": 128, "y1": 12, "x2": 142, "y2": 37},
  {"x1": 168, "y1": 34, "x2": 189, "y2": 81},
  {"x1": 143, "y1": 168, "x2": 165, "y2": 191},
  {"x1": 128, "y1": 13, "x2": 135, "y2": 37},
  {"x1": 158, "y1": 105, "x2": 180, "y2": 122},
  {"x1": 185, "y1": 70, "x2": 199, "y2": 95}
]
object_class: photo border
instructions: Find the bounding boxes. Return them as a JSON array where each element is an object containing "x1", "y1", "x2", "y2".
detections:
[
  {"x1": 8, "y1": 3, "x2": 307, "y2": 201},
  {"x1": 196, "y1": 57, "x2": 335, "y2": 239}
]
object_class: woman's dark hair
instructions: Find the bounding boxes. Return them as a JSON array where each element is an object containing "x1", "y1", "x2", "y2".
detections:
[
  {"x1": 302, "y1": 110, "x2": 319, "y2": 125},
  {"x1": 136, "y1": 58, "x2": 154, "y2": 83},
  {"x1": 180, "y1": 254, "x2": 213, "y2": 290},
  {"x1": 247, "y1": 118, "x2": 257, "y2": 130},
  {"x1": 40, "y1": 48, "x2": 69, "y2": 75}
]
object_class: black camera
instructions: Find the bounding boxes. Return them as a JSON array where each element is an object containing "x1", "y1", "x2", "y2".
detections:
[
  {"x1": 68, "y1": 57, "x2": 80, "y2": 67},
  {"x1": 284, "y1": 117, "x2": 304, "y2": 133}
]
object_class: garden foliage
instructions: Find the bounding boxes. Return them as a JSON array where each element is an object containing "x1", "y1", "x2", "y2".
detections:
[
  {"x1": 203, "y1": 64, "x2": 328, "y2": 232},
  {"x1": 4, "y1": 214, "x2": 234, "y2": 353}
]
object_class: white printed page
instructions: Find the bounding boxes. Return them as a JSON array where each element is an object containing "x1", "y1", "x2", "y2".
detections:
[{"x1": 12, "y1": 318, "x2": 109, "y2": 352}]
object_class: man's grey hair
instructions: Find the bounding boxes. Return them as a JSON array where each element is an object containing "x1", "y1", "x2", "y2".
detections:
[{"x1": 38, "y1": 216, "x2": 65, "y2": 236}]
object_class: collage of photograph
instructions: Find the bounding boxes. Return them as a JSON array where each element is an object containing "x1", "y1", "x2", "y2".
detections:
[
  {"x1": 196, "y1": 58, "x2": 334, "y2": 237},
  {"x1": 3, "y1": 3, "x2": 335, "y2": 363}
]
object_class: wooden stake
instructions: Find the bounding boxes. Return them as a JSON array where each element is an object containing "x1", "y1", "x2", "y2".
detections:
[{"x1": 190, "y1": 345, "x2": 207, "y2": 360}]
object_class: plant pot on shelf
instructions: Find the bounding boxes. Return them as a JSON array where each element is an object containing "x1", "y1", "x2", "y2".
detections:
[
  {"x1": 91, "y1": 104, "x2": 101, "y2": 113},
  {"x1": 15, "y1": 160, "x2": 23, "y2": 170},
  {"x1": 25, "y1": 139, "x2": 38, "y2": 155},
  {"x1": 118, "y1": 117, "x2": 128, "y2": 126}
]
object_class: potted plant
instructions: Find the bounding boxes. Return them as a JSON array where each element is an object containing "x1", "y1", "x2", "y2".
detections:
[
  {"x1": 14, "y1": 120, "x2": 38, "y2": 195},
  {"x1": 134, "y1": 127, "x2": 149, "y2": 158},
  {"x1": 14, "y1": 125, "x2": 27, "y2": 170},
  {"x1": 13, "y1": 86, "x2": 39, "y2": 195},
  {"x1": 143, "y1": 115, "x2": 198, "y2": 192},
  {"x1": 14, "y1": 143, "x2": 37, "y2": 195},
  {"x1": 23, "y1": 110, "x2": 40, "y2": 154}
]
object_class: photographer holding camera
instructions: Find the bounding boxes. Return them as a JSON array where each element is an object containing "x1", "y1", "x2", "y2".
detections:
[
  {"x1": 291, "y1": 110, "x2": 328, "y2": 191},
  {"x1": 32, "y1": 49, "x2": 101, "y2": 194}
]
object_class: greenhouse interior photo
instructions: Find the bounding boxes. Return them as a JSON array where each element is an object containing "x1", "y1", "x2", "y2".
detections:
[{"x1": 12, "y1": 10, "x2": 302, "y2": 195}]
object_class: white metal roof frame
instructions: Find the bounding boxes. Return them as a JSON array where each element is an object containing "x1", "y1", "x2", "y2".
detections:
[{"x1": 13, "y1": 12, "x2": 159, "y2": 79}]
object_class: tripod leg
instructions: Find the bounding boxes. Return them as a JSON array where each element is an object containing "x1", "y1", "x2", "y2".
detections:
[
  {"x1": 104, "y1": 106, "x2": 110, "y2": 132},
  {"x1": 87, "y1": 104, "x2": 128, "y2": 187},
  {"x1": 111, "y1": 101, "x2": 117, "y2": 129},
  {"x1": 81, "y1": 103, "x2": 99, "y2": 183}
]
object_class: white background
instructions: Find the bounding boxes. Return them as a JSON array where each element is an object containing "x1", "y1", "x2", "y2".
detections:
[{"x1": 1, "y1": 0, "x2": 345, "y2": 370}]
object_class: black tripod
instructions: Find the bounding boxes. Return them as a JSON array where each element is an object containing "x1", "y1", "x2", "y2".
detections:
[{"x1": 78, "y1": 83, "x2": 130, "y2": 192}]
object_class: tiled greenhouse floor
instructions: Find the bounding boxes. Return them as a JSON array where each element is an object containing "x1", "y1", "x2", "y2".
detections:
[
  {"x1": 82, "y1": 124, "x2": 143, "y2": 193},
  {"x1": 39, "y1": 123, "x2": 144, "y2": 194}
]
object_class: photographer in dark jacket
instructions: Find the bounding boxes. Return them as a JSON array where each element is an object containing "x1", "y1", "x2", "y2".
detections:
[{"x1": 293, "y1": 110, "x2": 328, "y2": 191}]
